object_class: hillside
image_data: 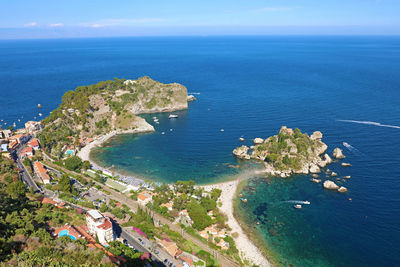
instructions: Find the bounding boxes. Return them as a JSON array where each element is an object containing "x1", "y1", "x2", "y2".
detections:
[
  {"x1": 233, "y1": 126, "x2": 332, "y2": 177},
  {"x1": 38, "y1": 77, "x2": 189, "y2": 158}
]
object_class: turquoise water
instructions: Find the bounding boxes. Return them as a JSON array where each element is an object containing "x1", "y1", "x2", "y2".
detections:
[
  {"x1": 58, "y1": 229, "x2": 76, "y2": 240},
  {"x1": 1, "y1": 36, "x2": 400, "y2": 266}
]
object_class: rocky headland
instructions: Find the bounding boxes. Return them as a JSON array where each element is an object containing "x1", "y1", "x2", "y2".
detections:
[{"x1": 233, "y1": 126, "x2": 340, "y2": 178}]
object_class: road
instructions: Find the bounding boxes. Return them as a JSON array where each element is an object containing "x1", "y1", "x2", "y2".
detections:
[
  {"x1": 12, "y1": 148, "x2": 41, "y2": 193},
  {"x1": 44, "y1": 161, "x2": 240, "y2": 267}
]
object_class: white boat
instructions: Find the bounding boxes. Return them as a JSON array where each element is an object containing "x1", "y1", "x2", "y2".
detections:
[
  {"x1": 303, "y1": 201, "x2": 311, "y2": 205},
  {"x1": 39, "y1": 113, "x2": 42, "y2": 117},
  {"x1": 169, "y1": 114, "x2": 178, "y2": 118},
  {"x1": 220, "y1": 129, "x2": 225, "y2": 132},
  {"x1": 161, "y1": 132, "x2": 165, "y2": 135},
  {"x1": 294, "y1": 204, "x2": 302, "y2": 209}
]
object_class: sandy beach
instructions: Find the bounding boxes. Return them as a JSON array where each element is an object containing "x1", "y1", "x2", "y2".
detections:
[
  {"x1": 202, "y1": 178, "x2": 271, "y2": 267},
  {"x1": 78, "y1": 127, "x2": 271, "y2": 266}
]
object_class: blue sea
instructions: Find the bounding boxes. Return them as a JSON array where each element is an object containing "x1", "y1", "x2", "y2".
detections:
[{"x1": 1, "y1": 36, "x2": 400, "y2": 266}]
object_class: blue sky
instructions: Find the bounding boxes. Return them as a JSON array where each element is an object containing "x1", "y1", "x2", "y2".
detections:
[{"x1": 1, "y1": 0, "x2": 399, "y2": 39}]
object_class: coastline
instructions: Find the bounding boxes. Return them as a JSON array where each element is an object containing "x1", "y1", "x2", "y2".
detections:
[
  {"x1": 77, "y1": 125, "x2": 155, "y2": 183},
  {"x1": 77, "y1": 128, "x2": 272, "y2": 266},
  {"x1": 202, "y1": 175, "x2": 272, "y2": 267}
]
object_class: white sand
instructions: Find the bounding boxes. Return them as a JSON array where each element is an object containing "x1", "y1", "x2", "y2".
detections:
[{"x1": 202, "y1": 179, "x2": 271, "y2": 267}]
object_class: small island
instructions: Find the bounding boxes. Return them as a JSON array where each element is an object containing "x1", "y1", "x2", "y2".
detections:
[{"x1": 233, "y1": 126, "x2": 334, "y2": 178}]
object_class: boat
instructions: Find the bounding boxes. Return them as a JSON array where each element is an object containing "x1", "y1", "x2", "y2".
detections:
[
  {"x1": 256, "y1": 221, "x2": 260, "y2": 225},
  {"x1": 294, "y1": 204, "x2": 302, "y2": 209},
  {"x1": 161, "y1": 132, "x2": 165, "y2": 135},
  {"x1": 169, "y1": 114, "x2": 178, "y2": 118},
  {"x1": 303, "y1": 201, "x2": 310, "y2": 205},
  {"x1": 220, "y1": 129, "x2": 225, "y2": 132},
  {"x1": 240, "y1": 198, "x2": 247, "y2": 203},
  {"x1": 39, "y1": 113, "x2": 42, "y2": 117}
]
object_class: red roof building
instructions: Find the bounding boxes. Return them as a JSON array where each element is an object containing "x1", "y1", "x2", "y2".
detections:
[
  {"x1": 33, "y1": 161, "x2": 51, "y2": 184},
  {"x1": 27, "y1": 138, "x2": 40, "y2": 150}
]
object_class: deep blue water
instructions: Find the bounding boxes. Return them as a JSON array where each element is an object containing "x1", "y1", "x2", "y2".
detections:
[{"x1": 1, "y1": 36, "x2": 400, "y2": 266}]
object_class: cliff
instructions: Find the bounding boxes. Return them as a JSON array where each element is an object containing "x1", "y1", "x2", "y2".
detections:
[
  {"x1": 233, "y1": 126, "x2": 332, "y2": 178},
  {"x1": 38, "y1": 77, "x2": 188, "y2": 157}
]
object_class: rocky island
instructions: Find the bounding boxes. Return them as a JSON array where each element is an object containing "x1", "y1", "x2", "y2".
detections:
[
  {"x1": 233, "y1": 126, "x2": 335, "y2": 178},
  {"x1": 38, "y1": 76, "x2": 190, "y2": 158}
]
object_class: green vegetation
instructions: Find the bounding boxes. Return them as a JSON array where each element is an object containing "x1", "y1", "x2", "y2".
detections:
[{"x1": 106, "y1": 241, "x2": 146, "y2": 266}]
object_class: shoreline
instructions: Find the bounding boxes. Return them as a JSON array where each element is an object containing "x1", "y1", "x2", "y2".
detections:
[
  {"x1": 202, "y1": 174, "x2": 271, "y2": 267},
  {"x1": 77, "y1": 129, "x2": 272, "y2": 266}
]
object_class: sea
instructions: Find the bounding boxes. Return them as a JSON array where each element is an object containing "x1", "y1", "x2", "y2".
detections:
[{"x1": 0, "y1": 36, "x2": 399, "y2": 266}]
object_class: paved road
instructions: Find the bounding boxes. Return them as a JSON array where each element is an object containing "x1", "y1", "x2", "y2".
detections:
[
  {"x1": 12, "y1": 149, "x2": 41, "y2": 193},
  {"x1": 44, "y1": 161, "x2": 240, "y2": 267}
]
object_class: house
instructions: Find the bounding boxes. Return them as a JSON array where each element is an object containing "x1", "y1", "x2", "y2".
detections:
[
  {"x1": 86, "y1": 210, "x2": 115, "y2": 245},
  {"x1": 20, "y1": 146, "x2": 34, "y2": 159},
  {"x1": 0, "y1": 129, "x2": 11, "y2": 139},
  {"x1": 160, "y1": 201, "x2": 174, "y2": 211},
  {"x1": 137, "y1": 192, "x2": 152, "y2": 206},
  {"x1": 25, "y1": 121, "x2": 42, "y2": 133},
  {"x1": 216, "y1": 239, "x2": 229, "y2": 250},
  {"x1": 33, "y1": 161, "x2": 51, "y2": 184},
  {"x1": 178, "y1": 209, "x2": 193, "y2": 227},
  {"x1": 10, "y1": 134, "x2": 30, "y2": 145},
  {"x1": 27, "y1": 138, "x2": 40, "y2": 150},
  {"x1": 8, "y1": 140, "x2": 18, "y2": 150},
  {"x1": 159, "y1": 239, "x2": 179, "y2": 258}
]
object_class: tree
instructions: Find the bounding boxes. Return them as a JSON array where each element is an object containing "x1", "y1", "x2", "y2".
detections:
[
  {"x1": 64, "y1": 156, "x2": 82, "y2": 172},
  {"x1": 187, "y1": 201, "x2": 212, "y2": 230},
  {"x1": 59, "y1": 175, "x2": 72, "y2": 193},
  {"x1": 6, "y1": 180, "x2": 26, "y2": 199},
  {"x1": 200, "y1": 197, "x2": 216, "y2": 211}
]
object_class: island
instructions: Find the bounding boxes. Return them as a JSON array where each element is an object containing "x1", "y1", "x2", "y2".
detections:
[{"x1": 233, "y1": 126, "x2": 334, "y2": 178}]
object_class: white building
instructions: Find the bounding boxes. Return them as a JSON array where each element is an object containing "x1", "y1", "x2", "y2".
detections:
[
  {"x1": 25, "y1": 121, "x2": 42, "y2": 134},
  {"x1": 86, "y1": 210, "x2": 115, "y2": 245}
]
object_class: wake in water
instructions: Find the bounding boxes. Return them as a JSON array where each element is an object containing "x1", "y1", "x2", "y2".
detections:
[
  {"x1": 337, "y1": 119, "x2": 400, "y2": 129},
  {"x1": 188, "y1": 92, "x2": 201, "y2": 95},
  {"x1": 343, "y1": 142, "x2": 364, "y2": 155},
  {"x1": 281, "y1": 200, "x2": 311, "y2": 205}
]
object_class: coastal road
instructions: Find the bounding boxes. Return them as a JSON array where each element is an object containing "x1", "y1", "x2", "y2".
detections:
[
  {"x1": 13, "y1": 151, "x2": 41, "y2": 192},
  {"x1": 44, "y1": 161, "x2": 240, "y2": 267}
]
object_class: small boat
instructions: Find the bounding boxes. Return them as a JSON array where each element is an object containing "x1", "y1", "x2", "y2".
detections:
[
  {"x1": 169, "y1": 114, "x2": 178, "y2": 118},
  {"x1": 39, "y1": 113, "x2": 42, "y2": 117},
  {"x1": 303, "y1": 201, "x2": 311, "y2": 205},
  {"x1": 294, "y1": 204, "x2": 302, "y2": 209},
  {"x1": 161, "y1": 132, "x2": 165, "y2": 135},
  {"x1": 240, "y1": 198, "x2": 247, "y2": 203},
  {"x1": 152, "y1": 117, "x2": 157, "y2": 119},
  {"x1": 220, "y1": 129, "x2": 225, "y2": 132},
  {"x1": 256, "y1": 221, "x2": 260, "y2": 225},
  {"x1": 38, "y1": 104, "x2": 42, "y2": 108}
]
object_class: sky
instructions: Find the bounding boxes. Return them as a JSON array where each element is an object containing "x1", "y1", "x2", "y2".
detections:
[{"x1": 1, "y1": 0, "x2": 399, "y2": 39}]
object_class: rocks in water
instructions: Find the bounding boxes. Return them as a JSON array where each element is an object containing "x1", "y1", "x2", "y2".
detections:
[
  {"x1": 233, "y1": 145, "x2": 250, "y2": 160},
  {"x1": 338, "y1": 186, "x2": 348, "y2": 193},
  {"x1": 253, "y1": 138, "x2": 264, "y2": 144},
  {"x1": 316, "y1": 153, "x2": 332, "y2": 168},
  {"x1": 323, "y1": 180, "x2": 339, "y2": 190},
  {"x1": 344, "y1": 175, "x2": 351, "y2": 179},
  {"x1": 311, "y1": 178, "x2": 322, "y2": 183},
  {"x1": 250, "y1": 145, "x2": 255, "y2": 150},
  {"x1": 309, "y1": 163, "x2": 321, "y2": 173},
  {"x1": 310, "y1": 131, "x2": 323, "y2": 141},
  {"x1": 187, "y1": 95, "x2": 197, "y2": 102},
  {"x1": 239, "y1": 137, "x2": 245, "y2": 142},
  {"x1": 332, "y1": 148, "x2": 345, "y2": 159},
  {"x1": 341, "y1": 162, "x2": 352, "y2": 167},
  {"x1": 312, "y1": 174, "x2": 319, "y2": 178},
  {"x1": 331, "y1": 172, "x2": 338, "y2": 177}
]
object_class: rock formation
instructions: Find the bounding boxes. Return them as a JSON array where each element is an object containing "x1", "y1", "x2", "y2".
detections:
[
  {"x1": 338, "y1": 186, "x2": 348, "y2": 193},
  {"x1": 233, "y1": 145, "x2": 250, "y2": 160},
  {"x1": 332, "y1": 148, "x2": 345, "y2": 159},
  {"x1": 323, "y1": 180, "x2": 339, "y2": 190}
]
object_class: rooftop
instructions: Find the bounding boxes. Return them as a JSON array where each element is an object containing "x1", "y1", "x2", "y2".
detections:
[{"x1": 87, "y1": 209, "x2": 103, "y2": 220}]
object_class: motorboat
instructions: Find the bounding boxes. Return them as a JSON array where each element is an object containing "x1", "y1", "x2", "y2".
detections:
[
  {"x1": 169, "y1": 114, "x2": 178, "y2": 118},
  {"x1": 294, "y1": 204, "x2": 302, "y2": 209}
]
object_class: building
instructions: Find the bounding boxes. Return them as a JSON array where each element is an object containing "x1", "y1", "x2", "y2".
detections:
[
  {"x1": 160, "y1": 201, "x2": 174, "y2": 211},
  {"x1": 178, "y1": 209, "x2": 193, "y2": 227},
  {"x1": 20, "y1": 146, "x2": 34, "y2": 159},
  {"x1": 33, "y1": 161, "x2": 51, "y2": 184},
  {"x1": 86, "y1": 210, "x2": 115, "y2": 245},
  {"x1": 10, "y1": 134, "x2": 30, "y2": 145},
  {"x1": 137, "y1": 192, "x2": 152, "y2": 206},
  {"x1": 159, "y1": 239, "x2": 180, "y2": 258},
  {"x1": 27, "y1": 138, "x2": 40, "y2": 150},
  {"x1": 0, "y1": 129, "x2": 11, "y2": 139},
  {"x1": 25, "y1": 121, "x2": 42, "y2": 133}
]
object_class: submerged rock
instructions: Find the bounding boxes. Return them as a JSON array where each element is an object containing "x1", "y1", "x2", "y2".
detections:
[
  {"x1": 332, "y1": 148, "x2": 345, "y2": 159},
  {"x1": 341, "y1": 162, "x2": 352, "y2": 167},
  {"x1": 344, "y1": 175, "x2": 351, "y2": 179},
  {"x1": 331, "y1": 172, "x2": 338, "y2": 177},
  {"x1": 239, "y1": 137, "x2": 245, "y2": 142},
  {"x1": 323, "y1": 180, "x2": 339, "y2": 190},
  {"x1": 311, "y1": 178, "x2": 322, "y2": 183}
]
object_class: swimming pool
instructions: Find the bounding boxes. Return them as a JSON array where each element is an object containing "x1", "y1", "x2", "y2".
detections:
[
  {"x1": 66, "y1": 150, "x2": 74, "y2": 156},
  {"x1": 58, "y1": 229, "x2": 76, "y2": 240}
]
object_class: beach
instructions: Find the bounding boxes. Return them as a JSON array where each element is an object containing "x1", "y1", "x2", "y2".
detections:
[{"x1": 202, "y1": 178, "x2": 271, "y2": 267}]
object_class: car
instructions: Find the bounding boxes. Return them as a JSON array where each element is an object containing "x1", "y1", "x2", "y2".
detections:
[{"x1": 155, "y1": 250, "x2": 159, "y2": 255}]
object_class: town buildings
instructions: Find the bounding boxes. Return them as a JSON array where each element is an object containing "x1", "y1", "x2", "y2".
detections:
[
  {"x1": 33, "y1": 161, "x2": 51, "y2": 184},
  {"x1": 86, "y1": 210, "x2": 115, "y2": 245}
]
